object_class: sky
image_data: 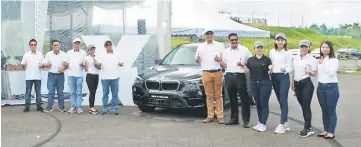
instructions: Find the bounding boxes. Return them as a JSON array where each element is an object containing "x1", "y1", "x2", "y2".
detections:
[{"x1": 92, "y1": 0, "x2": 361, "y2": 28}]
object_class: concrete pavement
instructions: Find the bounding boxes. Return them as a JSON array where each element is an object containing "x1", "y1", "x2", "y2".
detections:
[{"x1": 2, "y1": 74, "x2": 360, "y2": 147}]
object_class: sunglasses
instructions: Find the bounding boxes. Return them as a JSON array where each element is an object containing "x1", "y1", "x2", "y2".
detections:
[
  {"x1": 106, "y1": 43, "x2": 112, "y2": 46},
  {"x1": 205, "y1": 32, "x2": 213, "y2": 35},
  {"x1": 300, "y1": 45, "x2": 309, "y2": 48},
  {"x1": 30, "y1": 44, "x2": 37, "y2": 46},
  {"x1": 230, "y1": 39, "x2": 237, "y2": 42}
]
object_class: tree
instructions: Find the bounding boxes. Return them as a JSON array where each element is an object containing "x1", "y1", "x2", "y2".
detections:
[
  {"x1": 309, "y1": 24, "x2": 319, "y2": 31},
  {"x1": 320, "y1": 24, "x2": 328, "y2": 34}
]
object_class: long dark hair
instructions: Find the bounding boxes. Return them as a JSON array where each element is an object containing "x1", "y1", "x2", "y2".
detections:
[
  {"x1": 274, "y1": 40, "x2": 288, "y2": 51},
  {"x1": 319, "y1": 41, "x2": 336, "y2": 58}
]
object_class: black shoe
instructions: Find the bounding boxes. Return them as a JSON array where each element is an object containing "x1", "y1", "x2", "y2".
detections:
[
  {"x1": 299, "y1": 128, "x2": 314, "y2": 137},
  {"x1": 112, "y1": 112, "x2": 119, "y2": 115},
  {"x1": 89, "y1": 109, "x2": 99, "y2": 115},
  {"x1": 37, "y1": 107, "x2": 44, "y2": 112},
  {"x1": 102, "y1": 111, "x2": 108, "y2": 115},
  {"x1": 23, "y1": 108, "x2": 30, "y2": 112},
  {"x1": 243, "y1": 122, "x2": 251, "y2": 128},
  {"x1": 225, "y1": 120, "x2": 239, "y2": 125}
]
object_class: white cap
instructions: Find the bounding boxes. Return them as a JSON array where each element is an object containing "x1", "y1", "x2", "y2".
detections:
[{"x1": 73, "y1": 38, "x2": 81, "y2": 43}]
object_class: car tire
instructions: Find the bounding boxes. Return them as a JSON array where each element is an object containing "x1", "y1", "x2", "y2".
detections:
[{"x1": 137, "y1": 105, "x2": 156, "y2": 112}]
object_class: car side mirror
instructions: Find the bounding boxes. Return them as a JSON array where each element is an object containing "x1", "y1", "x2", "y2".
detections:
[{"x1": 154, "y1": 59, "x2": 161, "y2": 64}]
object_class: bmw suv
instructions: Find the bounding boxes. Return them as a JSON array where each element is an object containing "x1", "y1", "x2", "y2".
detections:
[{"x1": 132, "y1": 43, "x2": 230, "y2": 114}]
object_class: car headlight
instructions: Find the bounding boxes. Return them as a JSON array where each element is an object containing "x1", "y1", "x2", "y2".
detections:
[
  {"x1": 183, "y1": 78, "x2": 202, "y2": 86},
  {"x1": 135, "y1": 76, "x2": 143, "y2": 84}
]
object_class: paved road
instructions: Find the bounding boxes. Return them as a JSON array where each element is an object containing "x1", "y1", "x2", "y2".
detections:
[
  {"x1": 339, "y1": 59, "x2": 360, "y2": 70},
  {"x1": 2, "y1": 74, "x2": 360, "y2": 147}
]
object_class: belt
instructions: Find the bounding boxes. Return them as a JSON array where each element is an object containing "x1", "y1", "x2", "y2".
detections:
[
  {"x1": 295, "y1": 77, "x2": 311, "y2": 83},
  {"x1": 226, "y1": 72, "x2": 245, "y2": 75},
  {"x1": 49, "y1": 72, "x2": 64, "y2": 75},
  {"x1": 87, "y1": 73, "x2": 99, "y2": 76},
  {"x1": 202, "y1": 69, "x2": 221, "y2": 73}
]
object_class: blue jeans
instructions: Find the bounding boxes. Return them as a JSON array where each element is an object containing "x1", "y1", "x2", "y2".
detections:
[
  {"x1": 317, "y1": 83, "x2": 339, "y2": 134},
  {"x1": 101, "y1": 78, "x2": 119, "y2": 112},
  {"x1": 271, "y1": 73, "x2": 290, "y2": 124},
  {"x1": 68, "y1": 76, "x2": 83, "y2": 109},
  {"x1": 47, "y1": 73, "x2": 65, "y2": 110},
  {"x1": 251, "y1": 79, "x2": 272, "y2": 125},
  {"x1": 25, "y1": 80, "x2": 42, "y2": 108}
]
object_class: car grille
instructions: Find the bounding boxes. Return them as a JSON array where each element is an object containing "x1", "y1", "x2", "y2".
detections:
[
  {"x1": 145, "y1": 80, "x2": 180, "y2": 91},
  {"x1": 145, "y1": 80, "x2": 160, "y2": 90},
  {"x1": 161, "y1": 80, "x2": 180, "y2": 91}
]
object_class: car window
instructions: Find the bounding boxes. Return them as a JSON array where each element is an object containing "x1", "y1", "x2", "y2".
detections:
[{"x1": 161, "y1": 45, "x2": 198, "y2": 65}]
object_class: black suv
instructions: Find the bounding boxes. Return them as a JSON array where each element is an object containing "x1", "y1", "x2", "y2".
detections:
[{"x1": 132, "y1": 43, "x2": 230, "y2": 114}]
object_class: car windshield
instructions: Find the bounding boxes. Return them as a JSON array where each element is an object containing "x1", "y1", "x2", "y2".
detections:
[{"x1": 161, "y1": 45, "x2": 198, "y2": 65}]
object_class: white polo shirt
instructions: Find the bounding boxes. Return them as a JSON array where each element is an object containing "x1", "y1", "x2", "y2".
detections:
[
  {"x1": 98, "y1": 51, "x2": 124, "y2": 80},
  {"x1": 21, "y1": 51, "x2": 44, "y2": 80},
  {"x1": 43, "y1": 50, "x2": 67, "y2": 74},
  {"x1": 84, "y1": 55, "x2": 99, "y2": 75},
  {"x1": 195, "y1": 41, "x2": 224, "y2": 70},
  {"x1": 66, "y1": 49, "x2": 87, "y2": 77},
  {"x1": 292, "y1": 54, "x2": 317, "y2": 81},
  {"x1": 269, "y1": 49, "x2": 293, "y2": 73},
  {"x1": 317, "y1": 56, "x2": 339, "y2": 83},
  {"x1": 222, "y1": 45, "x2": 252, "y2": 73}
]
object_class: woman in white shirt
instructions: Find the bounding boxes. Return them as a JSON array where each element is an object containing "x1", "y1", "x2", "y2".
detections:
[
  {"x1": 84, "y1": 45, "x2": 100, "y2": 114},
  {"x1": 269, "y1": 33, "x2": 293, "y2": 134},
  {"x1": 291, "y1": 40, "x2": 317, "y2": 137},
  {"x1": 316, "y1": 41, "x2": 339, "y2": 139}
]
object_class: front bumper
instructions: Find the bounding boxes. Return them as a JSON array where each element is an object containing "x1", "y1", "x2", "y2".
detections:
[{"x1": 132, "y1": 82, "x2": 206, "y2": 108}]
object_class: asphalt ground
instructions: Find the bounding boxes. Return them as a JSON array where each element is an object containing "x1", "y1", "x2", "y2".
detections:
[{"x1": 2, "y1": 75, "x2": 360, "y2": 147}]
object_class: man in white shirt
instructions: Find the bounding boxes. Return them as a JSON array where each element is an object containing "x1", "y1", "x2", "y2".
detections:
[
  {"x1": 66, "y1": 38, "x2": 87, "y2": 114},
  {"x1": 195, "y1": 30, "x2": 225, "y2": 124},
  {"x1": 221, "y1": 33, "x2": 252, "y2": 128},
  {"x1": 21, "y1": 39, "x2": 45, "y2": 112},
  {"x1": 42, "y1": 40, "x2": 68, "y2": 113},
  {"x1": 95, "y1": 40, "x2": 124, "y2": 115}
]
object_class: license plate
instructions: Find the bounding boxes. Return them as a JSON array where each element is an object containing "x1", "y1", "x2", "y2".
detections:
[{"x1": 149, "y1": 94, "x2": 169, "y2": 99}]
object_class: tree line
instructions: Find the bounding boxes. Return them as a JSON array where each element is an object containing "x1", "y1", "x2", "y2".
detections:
[{"x1": 309, "y1": 23, "x2": 361, "y2": 39}]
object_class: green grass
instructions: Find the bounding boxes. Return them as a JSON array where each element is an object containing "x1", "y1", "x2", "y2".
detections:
[{"x1": 171, "y1": 26, "x2": 361, "y2": 55}]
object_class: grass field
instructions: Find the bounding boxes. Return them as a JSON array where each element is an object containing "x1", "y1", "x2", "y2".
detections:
[{"x1": 171, "y1": 26, "x2": 361, "y2": 55}]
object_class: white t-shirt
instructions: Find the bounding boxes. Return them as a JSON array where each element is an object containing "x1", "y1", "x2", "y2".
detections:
[
  {"x1": 292, "y1": 54, "x2": 317, "y2": 81},
  {"x1": 43, "y1": 50, "x2": 67, "y2": 74},
  {"x1": 84, "y1": 55, "x2": 99, "y2": 75},
  {"x1": 269, "y1": 49, "x2": 293, "y2": 73},
  {"x1": 21, "y1": 51, "x2": 44, "y2": 80},
  {"x1": 317, "y1": 56, "x2": 339, "y2": 83},
  {"x1": 98, "y1": 51, "x2": 124, "y2": 80},
  {"x1": 195, "y1": 41, "x2": 225, "y2": 70},
  {"x1": 66, "y1": 49, "x2": 87, "y2": 77},
  {"x1": 222, "y1": 45, "x2": 252, "y2": 73}
]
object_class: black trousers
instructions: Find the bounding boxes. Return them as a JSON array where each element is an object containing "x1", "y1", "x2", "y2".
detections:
[
  {"x1": 86, "y1": 73, "x2": 99, "y2": 107},
  {"x1": 294, "y1": 77, "x2": 314, "y2": 129},
  {"x1": 225, "y1": 73, "x2": 250, "y2": 123}
]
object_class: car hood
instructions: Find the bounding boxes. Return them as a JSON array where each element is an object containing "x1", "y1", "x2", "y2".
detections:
[{"x1": 138, "y1": 65, "x2": 201, "y2": 81}]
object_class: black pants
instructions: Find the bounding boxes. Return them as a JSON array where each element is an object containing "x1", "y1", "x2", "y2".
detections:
[
  {"x1": 86, "y1": 73, "x2": 99, "y2": 107},
  {"x1": 225, "y1": 73, "x2": 250, "y2": 123},
  {"x1": 294, "y1": 77, "x2": 314, "y2": 129}
]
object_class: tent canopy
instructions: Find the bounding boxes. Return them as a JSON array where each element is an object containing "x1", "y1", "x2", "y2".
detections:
[{"x1": 124, "y1": 0, "x2": 270, "y2": 38}]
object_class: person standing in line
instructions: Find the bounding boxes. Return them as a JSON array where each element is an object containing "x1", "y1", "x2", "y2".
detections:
[
  {"x1": 95, "y1": 40, "x2": 123, "y2": 115},
  {"x1": 84, "y1": 45, "x2": 100, "y2": 114},
  {"x1": 221, "y1": 33, "x2": 252, "y2": 128},
  {"x1": 246, "y1": 41, "x2": 273, "y2": 132},
  {"x1": 316, "y1": 41, "x2": 339, "y2": 139},
  {"x1": 21, "y1": 39, "x2": 45, "y2": 112},
  {"x1": 269, "y1": 33, "x2": 293, "y2": 134},
  {"x1": 66, "y1": 38, "x2": 87, "y2": 114},
  {"x1": 195, "y1": 30, "x2": 225, "y2": 124},
  {"x1": 42, "y1": 40, "x2": 67, "y2": 113},
  {"x1": 291, "y1": 40, "x2": 317, "y2": 137}
]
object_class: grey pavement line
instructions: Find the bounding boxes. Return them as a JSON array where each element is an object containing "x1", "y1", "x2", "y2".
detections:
[
  {"x1": 132, "y1": 109, "x2": 344, "y2": 147},
  {"x1": 31, "y1": 112, "x2": 62, "y2": 147}
]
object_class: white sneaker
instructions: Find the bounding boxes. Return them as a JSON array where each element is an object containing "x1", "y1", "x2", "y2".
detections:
[
  {"x1": 257, "y1": 124, "x2": 267, "y2": 132},
  {"x1": 274, "y1": 124, "x2": 286, "y2": 134},
  {"x1": 253, "y1": 122, "x2": 261, "y2": 130},
  {"x1": 284, "y1": 122, "x2": 291, "y2": 131}
]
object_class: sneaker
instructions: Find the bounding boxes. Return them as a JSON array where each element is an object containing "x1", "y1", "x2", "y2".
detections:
[
  {"x1": 37, "y1": 107, "x2": 44, "y2": 112},
  {"x1": 44, "y1": 109, "x2": 53, "y2": 113},
  {"x1": 299, "y1": 128, "x2": 314, "y2": 137},
  {"x1": 68, "y1": 107, "x2": 77, "y2": 113},
  {"x1": 253, "y1": 122, "x2": 261, "y2": 130},
  {"x1": 284, "y1": 122, "x2": 291, "y2": 131},
  {"x1": 257, "y1": 124, "x2": 267, "y2": 132},
  {"x1": 89, "y1": 109, "x2": 99, "y2": 115},
  {"x1": 202, "y1": 117, "x2": 214, "y2": 123},
  {"x1": 23, "y1": 108, "x2": 30, "y2": 112},
  {"x1": 59, "y1": 109, "x2": 66, "y2": 113},
  {"x1": 274, "y1": 124, "x2": 286, "y2": 134},
  {"x1": 77, "y1": 108, "x2": 84, "y2": 114},
  {"x1": 112, "y1": 111, "x2": 119, "y2": 115}
]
